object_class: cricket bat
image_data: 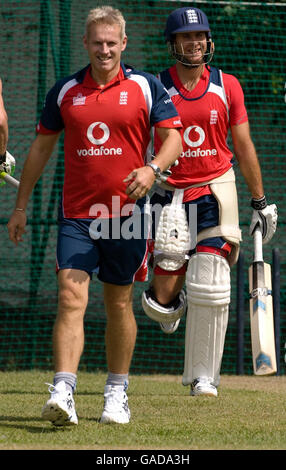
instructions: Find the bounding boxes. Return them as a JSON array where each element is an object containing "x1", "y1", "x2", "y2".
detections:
[
  {"x1": 249, "y1": 225, "x2": 277, "y2": 375},
  {"x1": 0, "y1": 151, "x2": 19, "y2": 188},
  {"x1": 0, "y1": 170, "x2": 19, "y2": 188}
]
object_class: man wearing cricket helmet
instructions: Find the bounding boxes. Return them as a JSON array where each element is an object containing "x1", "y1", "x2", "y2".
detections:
[{"x1": 142, "y1": 7, "x2": 278, "y2": 396}]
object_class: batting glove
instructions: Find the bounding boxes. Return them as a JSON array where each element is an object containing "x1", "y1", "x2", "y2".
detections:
[
  {"x1": 0, "y1": 150, "x2": 15, "y2": 176},
  {"x1": 249, "y1": 196, "x2": 278, "y2": 244}
]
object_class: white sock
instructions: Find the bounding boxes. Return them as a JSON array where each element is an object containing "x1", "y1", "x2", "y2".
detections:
[
  {"x1": 53, "y1": 372, "x2": 77, "y2": 394},
  {"x1": 106, "y1": 372, "x2": 129, "y2": 390}
]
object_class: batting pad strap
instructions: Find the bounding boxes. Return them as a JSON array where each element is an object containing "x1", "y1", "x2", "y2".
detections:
[
  {"x1": 196, "y1": 244, "x2": 232, "y2": 258},
  {"x1": 160, "y1": 167, "x2": 236, "y2": 191},
  {"x1": 197, "y1": 225, "x2": 241, "y2": 267},
  {"x1": 172, "y1": 188, "x2": 184, "y2": 205}
]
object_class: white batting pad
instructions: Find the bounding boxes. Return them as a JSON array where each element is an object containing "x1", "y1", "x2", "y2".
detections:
[
  {"x1": 182, "y1": 253, "x2": 230, "y2": 386},
  {"x1": 154, "y1": 189, "x2": 191, "y2": 271}
]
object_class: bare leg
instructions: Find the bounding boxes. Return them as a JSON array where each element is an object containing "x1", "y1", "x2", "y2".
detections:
[
  {"x1": 53, "y1": 269, "x2": 90, "y2": 374},
  {"x1": 103, "y1": 282, "x2": 136, "y2": 374},
  {"x1": 152, "y1": 274, "x2": 185, "y2": 304}
]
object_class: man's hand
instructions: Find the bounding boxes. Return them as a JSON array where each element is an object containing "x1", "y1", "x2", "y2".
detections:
[
  {"x1": 249, "y1": 196, "x2": 278, "y2": 244},
  {"x1": 7, "y1": 210, "x2": 27, "y2": 245},
  {"x1": 124, "y1": 166, "x2": 156, "y2": 200}
]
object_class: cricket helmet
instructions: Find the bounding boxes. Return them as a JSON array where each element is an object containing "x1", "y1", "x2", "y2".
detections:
[
  {"x1": 164, "y1": 7, "x2": 214, "y2": 66},
  {"x1": 164, "y1": 7, "x2": 211, "y2": 42}
]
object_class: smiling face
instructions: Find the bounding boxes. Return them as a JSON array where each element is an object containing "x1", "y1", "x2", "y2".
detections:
[
  {"x1": 83, "y1": 22, "x2": 127, "y2": 85},
  {"x1": 172, "y1": 30, "x2": 211, "y2": 67}
]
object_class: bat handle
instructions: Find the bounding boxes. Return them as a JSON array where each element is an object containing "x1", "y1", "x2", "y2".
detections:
[
  {"x1": 253, "y1": 225, "x2": 263, "y2": 262},
  {"x1": 0, "y1": 171, "x2": 20, "y2": 188}
]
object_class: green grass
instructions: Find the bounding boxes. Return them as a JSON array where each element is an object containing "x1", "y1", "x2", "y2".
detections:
[{"x1": 0, "y1": 371, "x2": 285, "y2": 450}]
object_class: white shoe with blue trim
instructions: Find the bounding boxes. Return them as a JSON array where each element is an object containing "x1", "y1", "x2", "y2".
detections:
[
  {"x1": 100, "y1": 384, "x2": 131, "y2": 424},
  {"x1": 41, "y1": 380, "x2": 78, "y2": 426}
]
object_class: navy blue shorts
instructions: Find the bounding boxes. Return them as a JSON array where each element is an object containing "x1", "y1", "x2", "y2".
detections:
[{"x1": 56, "y1": 214, "x2": 149, "y2": 285}]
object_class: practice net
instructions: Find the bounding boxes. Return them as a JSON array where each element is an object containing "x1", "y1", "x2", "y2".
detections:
[{"x1": 0, "y1": 0, "x2": 285, "y2": 375}]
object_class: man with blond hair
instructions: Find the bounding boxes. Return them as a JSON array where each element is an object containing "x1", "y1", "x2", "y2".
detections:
[{"x1": 7, "y1": 6, "x2": 182, "y2": 426}]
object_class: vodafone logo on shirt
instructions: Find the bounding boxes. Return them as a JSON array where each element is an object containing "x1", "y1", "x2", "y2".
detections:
[
  {"x1": 181, "y1": 125, "x2": 217, "y2": 158},
  {"x1": 87, "y1": 122, "x2": 110, "y2": 145},
  {"x1": 77, "y1": 122, "x2": 123, "y2": 156}
]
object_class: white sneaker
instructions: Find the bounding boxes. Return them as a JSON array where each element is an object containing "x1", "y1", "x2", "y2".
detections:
[
  {"x1": 41, "y1": 380, "x2": 78, "y2": 426},
  {"x1": 160, "y1": 318, "x2": 180, "y2": 334},
  {"x1": 190, "y1": 377, "x2": 218, "y2": 397},
  {"x1": 100, "y1": 384, "x2": 131, "y2": 424}
]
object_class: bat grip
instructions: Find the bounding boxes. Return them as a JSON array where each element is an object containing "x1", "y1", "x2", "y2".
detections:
[
  {"x1": 253, "y1": 226, "x2": 263, "y2": 262},
  {"x1": 0, "y1": 171, "x2": 19, "y2": 188}
]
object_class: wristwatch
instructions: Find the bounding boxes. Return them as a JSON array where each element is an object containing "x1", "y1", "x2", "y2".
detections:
[{"x1": 146, "y1": 162, "x2": 162, "y2": 178}]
